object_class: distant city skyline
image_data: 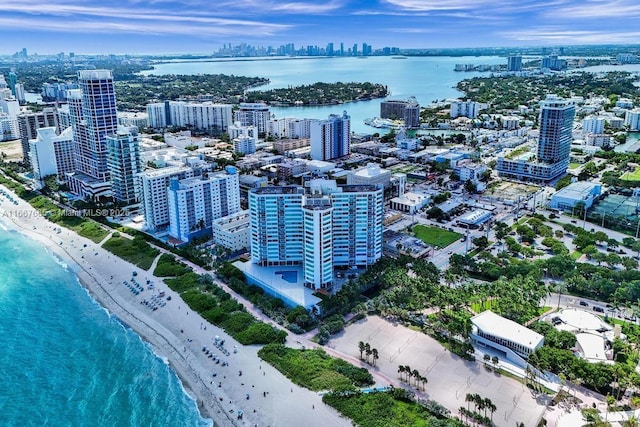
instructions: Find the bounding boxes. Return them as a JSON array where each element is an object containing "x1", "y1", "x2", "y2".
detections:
[{"x1": 1, "y1": 1, "x2": 640, "y2": 55}]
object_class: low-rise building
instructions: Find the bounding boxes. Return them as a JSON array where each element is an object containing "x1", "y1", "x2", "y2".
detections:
[
  {"x1": 211, "y1": 210, "x2": 250, "y2": 252},
  {"x1": 548, "y1": 181, "x2": 602, "y2": 211},
  {"x1": 389, "y1": 192, "x2": 430, "y2": 214},
  {"x1": 457, "y1": 209, "x2": 492, "y2": 228},
  {"x1": 347, "y1": 163, "x2": 392, "y2": 188},
  {"x1": 470, "y1": 310, "x2": 544, "y2": 363}
]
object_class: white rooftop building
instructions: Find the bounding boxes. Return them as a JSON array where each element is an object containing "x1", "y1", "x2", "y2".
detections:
[
  {"x1": 347, "y1": 163, "x2": 392, "y2": 188},
  {"x1": 470, "y1": 310, "x2": 544, "y2": 363},
  {"x1": 389, "y1": 192, "x2": 430, "y2": 214}
]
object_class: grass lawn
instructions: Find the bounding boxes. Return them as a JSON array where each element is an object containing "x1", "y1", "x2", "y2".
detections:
[
  {"x1": 570, "y1": 250, "x2": 583, "y2": 260},
  {"x1": 621, "y1": 167, "x2": 640, "y2": 182},
  {"x1": 568, "y1": 162, "x2": 581, "y2": 170},
  {"x1": 258, "y1": 344, "x2": 373, "y2": 391},
  {"x1": 102, "y1": 235, "x2": 160, "y2": 270},
  {"x1": 412, "y1": 224, "x2": 462, "y2": 249}
]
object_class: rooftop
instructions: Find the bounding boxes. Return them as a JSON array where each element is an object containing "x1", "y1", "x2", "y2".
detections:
[
  {"x1": 471, "y1": 310, "x2": 544, "y2": 351},
  {"x1": 251, "y1": 186, "x2": 304, "y2": 195},
  {"x1": 553, "y1": 181, "x2": 601, "y2": 200}
]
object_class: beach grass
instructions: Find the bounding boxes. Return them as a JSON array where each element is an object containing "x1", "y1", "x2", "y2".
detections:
[
  {"x1": 258, "y1": 344, "x2": 374, "y2": 391},
  {"x1": 174, "y1": 282, "x2": 287, "y2": 345},
  {"x1": 102, "y1": 235, "x2": 160, "y2": 270},
  {"x1": 153, "y1": 253, "x2": 191, "y2": 277},
  {"x1": 27, "y1": 195, "x2": 108, "y2": 243},
  {"x1": 323, "y1": 390, "x2": 462, "y2": 427},
  {"x1": 412, "y1": 224, "x2": 462, "y2": 248}
]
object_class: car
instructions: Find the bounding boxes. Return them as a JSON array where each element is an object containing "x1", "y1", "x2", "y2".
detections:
[
  {"x1": 579, "y1": 301, "x2": 589, "y2": 307},
  {"x1": 571, "y1": 220, "x2": 577, "y2": 224},
  {"x1": 447, "y1": 250, "x2": 453, "y2": 255},
  {"x1": 593, "y1": 306, "x2": 605, "y2": 313}
]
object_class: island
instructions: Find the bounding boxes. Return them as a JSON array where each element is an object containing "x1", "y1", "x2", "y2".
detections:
[{"x1": 243, "y1": 81, "x2": 389, "y2": 106}]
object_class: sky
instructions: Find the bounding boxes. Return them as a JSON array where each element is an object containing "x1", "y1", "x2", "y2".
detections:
[{"x1": 1, "y1": 0, "x2": 640, "y2": 55}]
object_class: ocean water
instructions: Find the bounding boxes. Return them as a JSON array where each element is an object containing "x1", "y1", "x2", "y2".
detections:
[{"x1": 0, "y1": 229, "x2": 211, "y2": 426}]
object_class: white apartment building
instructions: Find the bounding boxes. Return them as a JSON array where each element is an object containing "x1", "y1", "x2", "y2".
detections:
[
  {"x1": 228, "y1": 122, "x2": 258, "y2": 141},
  {"x1": 0, "y1": 112, "x2": 19, "y2": 141},
  {"x1": 170, "y1": 102, "x2": 233, "y2": 132},
  {"x1": 450, "y1": 101, "x2": 486, "y2": 118},
  {"x1": 234, "y1": 103, "x2": 271, "y2": 134},
  {"x1": 29, "y1": 127, "x2": 75, "y2": 189},
  {"x1": 454, "y1": 159, "x2": 487, "y2": 183},
  {"x1": 229, "y1": 122, "x2": 258, "y2": 154},
  {"x1": 147, "y1": 102, "x2": 169, "y2": 128},
  {"x1": 267, "y1": 117, "x2": 313, "y2": 139},
  {"x1": 138, "y1": 164, "x2": 211, "y2": 231},
  {"x1": 146, "y1": 101, "x2": 233, "y2": 132},
  {"x1": 211, "y1": 210, "x2": 250, "y2": 252},
  {"x1": 167, "y1": 167, "x2": 241, "y2": 243}
]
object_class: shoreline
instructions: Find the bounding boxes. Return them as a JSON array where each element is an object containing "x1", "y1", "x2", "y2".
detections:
[
  {"x1": 0, "y1": 193, "x2": 225, "y2": 424},
  {"x1": 0, "y1": 184, "x2": 351, "y2": 427}
]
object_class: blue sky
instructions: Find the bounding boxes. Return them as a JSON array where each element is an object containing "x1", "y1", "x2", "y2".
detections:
[{"x1": 1, "y1": 0, "x2": 639, "y2": 54}]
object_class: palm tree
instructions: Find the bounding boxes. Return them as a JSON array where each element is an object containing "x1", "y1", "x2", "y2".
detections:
[
  {"x1": 404, "y1": 365, "x2": 411, "y2": 383},
  {"x1": 372, "y1": 348, "x2": 379, "y2": 366},
  {"x1": 491, "y1": 355, "x2": 499, "y2": 370},
  {"x1": 364, "y1": 343, "x2": 371, "y2": 363},
  {"x1": 412, "y1": 369, "x2": 420, "y2": 387},
  {"x1": 473, "y1": 393, "x2": 482, "y2": 412},
  {"x1": 421, "y1": 375, "x2": 428, "y2": 391},
  {"x1": 483, "y1": 353, "x2": 491, "y2": 367},
  {"x1": 487, "y1": 400, "x2": 497, "y2": 422},
  {"x1": 465, "y1": 393, "x2": 474, "y2": 411},
  {"x1": 358, "y1": 341, "x2": 365, "y2": 360},
  {"x1": 398, "y1": 365, "x2": 405, "y2": 381}
]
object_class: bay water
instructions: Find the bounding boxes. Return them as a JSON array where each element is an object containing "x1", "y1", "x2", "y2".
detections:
[{"x1": 142, "y1": 55, "x2": 506, "y2": 133}]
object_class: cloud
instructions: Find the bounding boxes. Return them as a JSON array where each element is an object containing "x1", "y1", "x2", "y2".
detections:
[
  {"x1": 0, "y1": 1, "x2": 292, "y2": 37},
  {"x1": 0, "y1": 15, "x2": 289, "y2": 38},
  {"x1": 547, "y1": 0, "x2": 640, "y2": 18},
  {"x1": 501, "y1": 27, "x2": 640, "y2": 43}
]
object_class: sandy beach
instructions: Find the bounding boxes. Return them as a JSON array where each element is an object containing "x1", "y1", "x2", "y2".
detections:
[{"x1": 0, "y1": 185, "x2": 353, "y2": 427}]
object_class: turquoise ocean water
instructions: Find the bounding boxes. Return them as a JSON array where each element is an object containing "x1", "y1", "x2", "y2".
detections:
[{"x1": 0, "y1": 228, "x2": 211, "y2": 426}]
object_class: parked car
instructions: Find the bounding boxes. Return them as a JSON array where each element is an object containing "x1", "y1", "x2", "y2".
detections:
[{"x1": 579, "y1": 301, "x2": 589, "y2": 307}]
